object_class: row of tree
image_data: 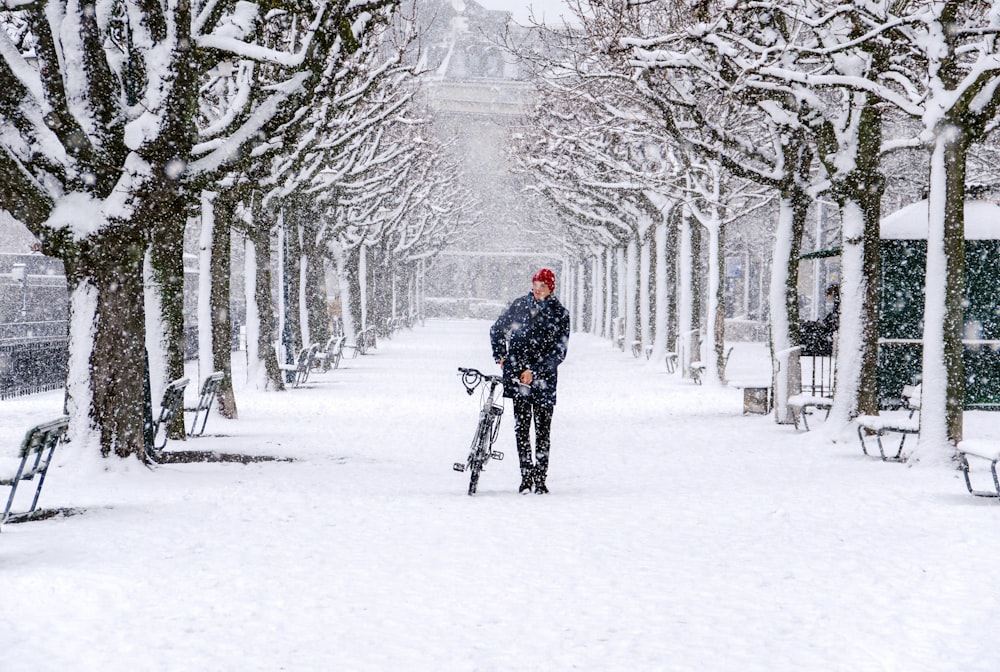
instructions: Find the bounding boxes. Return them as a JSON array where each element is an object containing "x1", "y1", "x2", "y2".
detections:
[
  {"x1": 511, "y1": 0, "x2": 1000, "y2": 452},
  {"x1": 0, "y1": 1, "x2": 470, "y2": 460}
]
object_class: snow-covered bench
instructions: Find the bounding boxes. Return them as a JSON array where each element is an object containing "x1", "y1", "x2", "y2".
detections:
[
  {"x1": 690, "y1": 361, "x2": 705, "y2": 384},
  {"x1": 786, "y1": 352, "x2": 836, "y2": 431},
  {"x1": 314, "y1": 335, "x2": 345, "y2": 371},
  {"x1": 629, "y1": 341, "x2": 655, "y2": 360},
  {"x1": 2, "y1": 416, "x2": 69, "y2": 526},
  {"x1": 787, "y1": 393, "x2": 833, "y2": 431},
  {"x1": 186, "y1": 371, "x2": 224, "y2": 437},
  {"x1": 152, "y1": 377, "x2": 189, "y2": 452},
  {"x1": 278, "y1": 345, "x2": 318, "y2": 387},
  {"x1": 856, "y1": 384, "x2": 921, "y2": 461},
  {"x1": 346, "y1": 328, "x2": 377, "y2": 358},
  {"x1": 689, "y1": 347, "x2": 732, "y2": 385},
  {"x1": 957, "y1": 440, "x2": 1000, "y2": 498},
  {"x1": 613, "y1": 317, "x2": 626, "y2": 352}
]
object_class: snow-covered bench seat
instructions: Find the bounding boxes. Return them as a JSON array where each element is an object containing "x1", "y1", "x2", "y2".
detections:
[
  {"x1": 277, "y1": 345, "x2": 318, "y2": 387},
  {"x1": 689, "y1": 347, "x2": 732, "y2": 385},
  {"x1": 611, "y1": 318, "x2": 626, "y2": 352},
  {"x1": 314, "y1": 335, "x2": 345, "y2": 372},
  {"x1": 787, "y1": 393, "x2": 832, "y2": 430},
  {"x1": 346, "y1": 328, "x2": 377, "y2": 358},
  {"x1": 690, "y1": 361, "x2": 705, "y2": 385},
  {"x1": 957, "y1": 440, "x2": 1000, "y2": 498},
  {"x1": 856, "y1": 384, "x2": 921, "y2": 462},
  {"x1": 2, "y1": 416, "x2": 69, "y2": 526},
  {"x1": 631, "y1": 341, "x2": 657, "y2": 360}
]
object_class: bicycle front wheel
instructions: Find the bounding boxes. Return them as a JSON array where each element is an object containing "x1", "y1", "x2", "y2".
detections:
[{"x1": 467, "y1": 419, "x2": 491, "y2": 495}]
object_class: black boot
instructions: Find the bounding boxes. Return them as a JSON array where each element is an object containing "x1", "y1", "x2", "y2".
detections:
[
  {"x1": 518, "y1": 470, "x2": 534, "y2": 494},
  {"x1": 534, "y1": 472, "x2": 548, "y2": 494}
]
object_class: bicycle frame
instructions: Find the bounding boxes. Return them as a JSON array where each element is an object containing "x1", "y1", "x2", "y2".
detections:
[{"x1": 453, "y1": 367, "x2": 505, "y2": 495}]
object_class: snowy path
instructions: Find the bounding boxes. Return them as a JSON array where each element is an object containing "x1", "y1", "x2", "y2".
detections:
[{"x1": 2, "y1": 319, "x2": 998, "y2": 671}]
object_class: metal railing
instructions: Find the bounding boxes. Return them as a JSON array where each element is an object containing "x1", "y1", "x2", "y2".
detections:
[
  {"x1": 0, "y1": 321, "x2": 70, "y2": 342},
  {"x1": 0, "y1": 338, "x2": 69, "y2": 400}
]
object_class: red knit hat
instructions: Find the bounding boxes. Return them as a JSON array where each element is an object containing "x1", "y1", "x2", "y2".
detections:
[{"x1": 532, "y1": 268, "x2": 556, "y2": 293}]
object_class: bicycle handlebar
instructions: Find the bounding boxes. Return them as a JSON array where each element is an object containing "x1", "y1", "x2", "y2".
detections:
[{"x1": 458, "y1": 367, "x2": 504, "y2": 395}]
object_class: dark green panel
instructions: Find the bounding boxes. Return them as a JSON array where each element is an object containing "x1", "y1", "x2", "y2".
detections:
[
  {"x1": 878, "y1": 238, "x2": 1000, "y2": 408},
  {"x1": 880, "y1": 240, "x2": 926, "y2": 340},
  {"x1": 964, "y1": 241, "x2": 1000, "y2": 340},
  {"x1": 965, "y1": 345, "x2": 1000, "y2": 408},
  {"x1": 877, "y1": 343, "x2": 923, "y2": 407}
]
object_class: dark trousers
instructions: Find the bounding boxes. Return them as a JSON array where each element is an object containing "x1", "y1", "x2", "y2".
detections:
[{"x1": 513, "y1": 397, "x2": 554, "y2": 481}]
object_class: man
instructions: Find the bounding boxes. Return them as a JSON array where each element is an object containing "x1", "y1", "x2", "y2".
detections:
[
  {"x1": 821, "y1": 283, "x2": 840, "y2": 336},
  {"x1": 490, "y1": 268, "x2": 570, "y2": 494},
  {"x1": 801, "y1": 283, "x2": 840, "y2": 357}
]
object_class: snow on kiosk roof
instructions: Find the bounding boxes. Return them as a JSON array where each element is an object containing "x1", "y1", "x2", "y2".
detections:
[{"x1": 880, "y1": 199, "x2": 1000, "y2": 240}]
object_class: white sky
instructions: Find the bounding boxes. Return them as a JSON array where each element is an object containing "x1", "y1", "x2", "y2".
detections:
[{"x1": 474, "y1": 0, "x2": 577, "y2": 24}]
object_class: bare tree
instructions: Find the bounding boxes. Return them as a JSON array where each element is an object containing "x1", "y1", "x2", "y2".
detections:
[{"x1": 0, "y1": 0, "x2": 398, "y2": 458}]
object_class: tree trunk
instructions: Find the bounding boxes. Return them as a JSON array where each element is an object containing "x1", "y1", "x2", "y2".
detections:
[
  {"x1": 678, "y1": 206, "x2": 694, "y2": 373},
  {"x1": 665, "y1": 209, "x2": 679, "y2": 352},
  {"x1": 304, "y1": 241, "x2": 330, "y2": 347},
  {"x1": 854, "y1": 102, "x2": 885, "y2": 418},
  {"x1": 770, "y1": 187, "x2": 809, "y2": 424},
  {"x1": 625, "y1": 236, "x2": 639, "y2": 350},
  {"x1": 368, "y1": 245, "x2": 394, "y2": 335},
  {"x1": 283, "y1": 220, "x2": 303, "y2": 351},
  {"x1": 713, "y1": 220, "x2": 727, "y2": 381},
  {"x1": 252, "y1": 223, "x2": 285, "y2": 391},
  {"x1": 604, "y1": 247, "x2": 614, "y2": 341},
  {"x1": 638, "y1": 231, "x2": 651, "y2": 351},
  {"x1": 149, "y1": 209, "x2": 188, "y2": 441},
  {"x1": 83, "y1": 229, "x2": 150, "y2": 458},
  {"x1": 690, "y1": 219, "x2": 703, "y2": 366},
  {"x1": 336, "y1": 243, "x2": 362, "y2": 342},
  {"x1": 921, "y1": 129, "x2": 967, "y2": 448},
  {"x1": 212, "y1": 195, "x2": 238, "y2": 419},
  {"x1": 819, "y1": 97, "x2": 885, "y2": 426},
  {"x1": 942, "y1": 138, "x2": 967, "y2": 445}
]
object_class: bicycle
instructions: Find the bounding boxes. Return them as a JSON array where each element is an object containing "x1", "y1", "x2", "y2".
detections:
[{"x1": 453, "y1": 367, "x2": 505, "y2": 495}]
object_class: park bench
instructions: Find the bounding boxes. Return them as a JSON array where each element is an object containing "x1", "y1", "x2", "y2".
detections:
[
  {"x1": 362, "y1": 327, "x2": 377, "y2": 353},
  {"x1": 380, "y1": 317, "x2": 406, "y2": 340},
  {"x1": 689, "y1": 347, "x2": 732, "y2": 385},
  {"x1": 957, "y1": 440, "x2": 1000, "y2": 498},
  {"x1": 152, "y1": 377, "x2": 189, "y2": 451},
  {"x1": 855, "y1": 383, "x2": 921, "y2": 461},
  {"x1": 690, "y1": 360, "x2": 705, "y2": 384},
  {"x1": 186, "y1": 371, "x2": 224, "y2": 437},
  {"x1": 314, "y1": 335, "x2": 345, "y2": 371},
  {"x1": 630, "y1": 341, "x2": 656, "y2": 359},
  {"x1": 278, "y1": 344, "x2": 318, "y2": 387},
  {"x1": 2, "y1": 416, "x2": 69, "y2": 526},
  {"x1": 786, "y1": 350, "x2": 836, "y2": 431},
  {"x1": 347, "y1": 327, "x2": 377, "y2": 358},
  {"x1": 613, "y1": 317, "x2": 626, "y2": 351}
]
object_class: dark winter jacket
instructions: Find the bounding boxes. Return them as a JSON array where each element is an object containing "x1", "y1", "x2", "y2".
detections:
[{"x1": 490, "y1": 293, "x2": 570, "y2": 407}]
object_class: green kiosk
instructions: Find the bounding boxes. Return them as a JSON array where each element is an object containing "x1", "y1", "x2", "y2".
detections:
[{"x1": 879, "y1": 199, "x2": 1000, "y2": 409}]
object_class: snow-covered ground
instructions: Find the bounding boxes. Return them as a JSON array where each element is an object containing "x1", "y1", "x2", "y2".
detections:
[{"x1": 2, "y1": 319, "x2": 998, "y2": 671}]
